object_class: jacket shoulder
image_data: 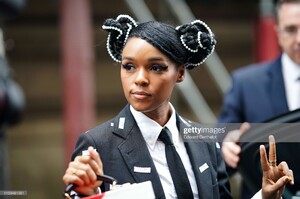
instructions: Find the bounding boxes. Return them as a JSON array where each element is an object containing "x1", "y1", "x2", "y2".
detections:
[{"x1": 232, "y1": 61, "x2": 270, "y2": 79}]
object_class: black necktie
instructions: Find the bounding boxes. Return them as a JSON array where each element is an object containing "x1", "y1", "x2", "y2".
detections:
[{"x1": 159, "y1": 127, "x2": 194, "y2": 199}]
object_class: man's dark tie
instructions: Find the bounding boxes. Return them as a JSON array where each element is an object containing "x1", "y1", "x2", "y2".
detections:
[{"x1": 159, "y1": 127, "x2": 194, "y2": 199}]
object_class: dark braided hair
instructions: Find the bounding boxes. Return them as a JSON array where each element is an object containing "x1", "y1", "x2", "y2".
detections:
[
  {"x1": 102, "y1": 15, "x2": 216, "y2": 70},
  {"x1": 102, "y1": 15, "x2": 137, "y2": 63}
]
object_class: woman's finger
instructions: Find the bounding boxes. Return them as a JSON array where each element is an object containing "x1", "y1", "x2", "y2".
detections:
[
  {"x1": 71, "y1": 157, "x2": 98, "y2": 185},
  {"x1": 278, "y1": 161, "x2": 294, "y2": 185},
  {"x1": 63, "y1": 170, "x2": 84, "y2": 186},
  {"x1": 88, "y1": 147, "x2": 103, "y2": 175},
  {"x1": 260, "y1": 145, "x2": 270, "y2": 172},
  {"x1": 268, "y1": 135, "x2": 276, "y2": 167}
]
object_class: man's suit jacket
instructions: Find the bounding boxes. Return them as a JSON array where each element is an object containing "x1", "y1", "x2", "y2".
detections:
[
  {"x1": 72, "y1": 104, "x2": 232, "y2": 199},
  {"x1": 218, "y1": 55, "x2": 297, "y2": 198},
  {"x1": 219, "y1": 55, "x2": 289, "y2": 123}
]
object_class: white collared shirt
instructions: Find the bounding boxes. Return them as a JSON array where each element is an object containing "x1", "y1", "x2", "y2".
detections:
[
  {"x1": 130, "y1": 104, "x2": 198, "y2": 199},
  {"x1": 282, "y1": 53, "x2": 300, "y2": 111}
]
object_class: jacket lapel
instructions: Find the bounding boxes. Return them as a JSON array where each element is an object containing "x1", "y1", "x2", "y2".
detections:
[
  {"x1": 267, "y1": 56, "x2": 289, "y2": 115},
  {"x1": 185, "y1": 142, "x2": 215, "y2": 199},
  {"x1": 112, "y1": 105, "x2": 165, "y2": 199},
  {"x1": 176, "y1": 115, "x2": 214, "y2": 199}
]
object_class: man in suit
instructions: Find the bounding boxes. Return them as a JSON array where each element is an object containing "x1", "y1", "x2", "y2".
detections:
[
  {"x1": 219, "y1": 0, "x2": 300, "y2": 198},
  {"x1": 219, "y1": 56, "x2": 289, "y2": 124}
]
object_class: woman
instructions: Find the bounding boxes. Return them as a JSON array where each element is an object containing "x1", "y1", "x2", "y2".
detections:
[{"x1": 63, "y1": 15, "x2": 293, "y2": 199}]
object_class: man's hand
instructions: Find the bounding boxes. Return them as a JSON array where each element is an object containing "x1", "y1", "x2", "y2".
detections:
[
  {"x1": 222, "y1": 122, "x2": 250, "y2": 168},
  {"x1": 260, "y1": 135, "x2": 294, "y2": 199}
]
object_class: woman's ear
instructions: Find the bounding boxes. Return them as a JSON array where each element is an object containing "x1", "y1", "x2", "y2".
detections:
[{"x1": 177, "y1": 65, "x2": 185, "y2": 82}]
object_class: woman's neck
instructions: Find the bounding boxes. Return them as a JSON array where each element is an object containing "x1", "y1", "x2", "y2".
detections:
[{"x1": 144, "y1": 104, "x2": 172, "y2": 127}]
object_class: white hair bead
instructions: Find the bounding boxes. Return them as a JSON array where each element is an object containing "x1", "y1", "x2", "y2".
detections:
[
  {"x1": 197, "y1": 31, "x2": 204, "y2": 49},
  {"x1": 102, "y1": 14, "x2": 138, "y2": 63},
  {"x1": 116, "y1": 14, "x2": 138, "y2": 27},
  {"x1": 106, "y1": 33, "x2": 121, "y2": 63},
  {"x1": 177, "y1": 19, "x2": 216, "y2": 67},
  {"x1": 180, "y1": 35, "x2": 198, "y2": 53},
  {"x1": 102, "y1": 25, "x2": 123, "y2": 39}
]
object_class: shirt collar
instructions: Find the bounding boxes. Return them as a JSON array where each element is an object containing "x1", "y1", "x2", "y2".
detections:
[
  {"x1": 130, "y1": 103, "x2": 178, "y2": 150},
  {"x1": 282, "y1": 53, "x2": 300, "y2": 82}
]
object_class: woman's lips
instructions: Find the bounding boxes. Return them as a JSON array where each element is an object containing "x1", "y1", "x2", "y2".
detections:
[{"x1": 131, "y1": 91, "x2": 151, "y2": 100}]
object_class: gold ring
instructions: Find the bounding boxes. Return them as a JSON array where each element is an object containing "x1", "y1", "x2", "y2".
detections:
[
  {"x1": 270, "y1": 161, "x2": 276, "y2": 167},
  {"x1": 72, "y1": 168, "x2": 77, "y2": 175}
]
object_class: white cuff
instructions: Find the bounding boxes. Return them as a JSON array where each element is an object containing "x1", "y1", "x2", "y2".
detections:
[
  {"x1": 97, "y1": 187, "x2": 102, "y2": 194},
  {"x1": 251, "y1": 189, "x2": 262, "y2": 199}
]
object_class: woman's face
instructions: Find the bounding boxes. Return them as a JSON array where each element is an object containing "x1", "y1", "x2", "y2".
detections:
[{"x1": 121, "y1": 37, "x2": 185, "y2": 117}]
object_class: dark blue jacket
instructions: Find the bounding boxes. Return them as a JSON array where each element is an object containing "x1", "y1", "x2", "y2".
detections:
[{"x1": 219, "y1": 55, "x2": 289, "y2": 123}]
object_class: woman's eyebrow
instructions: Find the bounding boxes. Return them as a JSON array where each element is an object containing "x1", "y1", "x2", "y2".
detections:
[
  {"x1": 122, "y1": 56, "x2": 166, "y2": 62},
  {"x1": 148, "y1": 57, "x2": 165, "y2": 62},
  {"x1": 122, "y1": 56, "x2": 134, "y2": 61}
]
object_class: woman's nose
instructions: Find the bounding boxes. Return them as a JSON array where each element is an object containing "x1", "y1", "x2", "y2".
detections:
[{"x1": 135, "y1": 69, "x2": 149, "y2": 86}]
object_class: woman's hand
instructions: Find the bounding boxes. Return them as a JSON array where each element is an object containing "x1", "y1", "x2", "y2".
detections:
[
  {"x1": 63, "y1": 146, "x2": 103, "y2": 195},
  {"x1": 260, "y1": 135, "x2": 294, "y2": 199}
]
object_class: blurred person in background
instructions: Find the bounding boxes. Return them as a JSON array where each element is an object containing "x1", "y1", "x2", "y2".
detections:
[
  {"x1": 219, "y1": 0, "x2": 300, "y2": 198},
  {"x1": 0, "y1": 0, "x2": 26, "y2": 193}
]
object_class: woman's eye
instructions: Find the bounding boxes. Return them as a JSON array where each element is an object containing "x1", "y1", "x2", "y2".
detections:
[
  {"x1": 122, "y1": 64, "x2": 134, "y2": 71},
  {"x1": 150, "y1": 65, "x2": 168, "y2": 72}
]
